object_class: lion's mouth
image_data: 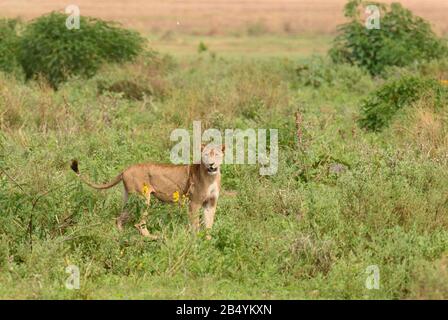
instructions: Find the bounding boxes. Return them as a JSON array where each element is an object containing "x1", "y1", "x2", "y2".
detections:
[{"x1": 207, "y1": 167, "x2": 218, "y2": 174}]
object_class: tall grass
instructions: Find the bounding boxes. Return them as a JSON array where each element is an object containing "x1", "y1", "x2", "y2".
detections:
[{"x1": 1, "y1": 50, "x2": 448, "y2": 299}]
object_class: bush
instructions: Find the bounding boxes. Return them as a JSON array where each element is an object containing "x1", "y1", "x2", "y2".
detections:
[
  {"x1": 295, "y1": 56, "x2": 373, "y2": 92},
  {"x1": 198, "y1": 41, "x2": 208, "y2": 53},
  {"x1": 330, "y1": 0, "x2": 447, "y2": 76},
  {"x1": 0, "y1": 19, "x2": 21, "y2": 74},
  {"x1": 19, "y1": 12, "x2": 145, "y2": 89},
  {"x1": 97, "y1": 51, "x2": 175, "y2": 99},
  {"x1": 359, "y1": 76, "x2": 448, "y2": 131}
]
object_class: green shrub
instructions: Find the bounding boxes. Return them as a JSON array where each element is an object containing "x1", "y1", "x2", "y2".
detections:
[
  {"x1": 96, "y1": 51, "x2": 175, "y2": 99},
  {"x1": 359, "y1": 76, "x2": 448, "y2": 131},
  {"x1": 19, "y1": 12, "x2": 145, "y2": 89},
  {"x1": 330, "y1": 0, "x2": 447, "y2": 76},
  {"x1": 295, "y1": 56, "x2": 373, "y2": 92},
  {"x1": 0, "y1": 19, "x2": 21, "y2": 74},
  {"x1": 198, "y1": 41, "x2": 208, "y2": 53}
]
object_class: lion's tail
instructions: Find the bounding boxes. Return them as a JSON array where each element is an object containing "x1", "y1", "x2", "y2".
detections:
[{"x1": 70, "y1": 160, "x2": 122, "y2": 190}]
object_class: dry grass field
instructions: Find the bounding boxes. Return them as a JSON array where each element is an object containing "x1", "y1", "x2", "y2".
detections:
[{"x1": 1, "y1": 0, "x2": 448, "y2": 35}]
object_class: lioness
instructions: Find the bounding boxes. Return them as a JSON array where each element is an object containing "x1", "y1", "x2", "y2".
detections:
[{"x1": 71, "y1": 144, "x2": 225, "y2": 239}]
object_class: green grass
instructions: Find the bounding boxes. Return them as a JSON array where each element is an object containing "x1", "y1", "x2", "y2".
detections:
[{"x1": 1, "y1": 35, "x2": 448, "y2": 299}]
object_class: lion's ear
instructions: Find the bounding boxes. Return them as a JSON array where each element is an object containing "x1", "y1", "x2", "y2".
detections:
[{"x1": 221, "y1": 144, "x2": 226, "y2": 153}]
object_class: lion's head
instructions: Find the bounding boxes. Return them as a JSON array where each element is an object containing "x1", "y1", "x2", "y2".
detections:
[{"x1": 201, "y1": 144, "x2": 225, "y2": 175}]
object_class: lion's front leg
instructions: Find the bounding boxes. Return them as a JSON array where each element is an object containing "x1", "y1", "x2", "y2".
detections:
[
  {"x1": 203, "y1": 198, "x2": 217, "y2": 240},
  {"x1": 188, "y1": 201, "x2": 201, "y2": 233}
]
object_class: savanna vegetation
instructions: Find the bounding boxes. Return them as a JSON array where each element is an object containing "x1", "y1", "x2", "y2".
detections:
[{"x1": 1, "y1": 1, "x2": 448, "y2": 299}]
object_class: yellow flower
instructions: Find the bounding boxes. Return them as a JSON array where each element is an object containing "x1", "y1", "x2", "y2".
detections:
[
  {"x1": 440, "y1": 79, "x2": 448, "y2": 86},
  {"x1": 142, "y1": 183, "x2": 150, "y2": 195},
  {"x1": 173, "y1": 191, "x2": 180, "y2": 202}
]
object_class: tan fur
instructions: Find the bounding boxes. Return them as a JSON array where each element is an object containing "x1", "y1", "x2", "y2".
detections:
[{"x1": 71, "y1": 145, "x2": 224, "y2": 239}]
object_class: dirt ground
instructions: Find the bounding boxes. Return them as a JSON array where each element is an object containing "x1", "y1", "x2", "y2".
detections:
[{"x1": 1, "y1": 0, "x2": 447, "y2": 35}]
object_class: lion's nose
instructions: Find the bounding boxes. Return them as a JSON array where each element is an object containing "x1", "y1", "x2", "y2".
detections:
[{"x1": 209, "y1": 162, "x2": 215, "y2": 167}]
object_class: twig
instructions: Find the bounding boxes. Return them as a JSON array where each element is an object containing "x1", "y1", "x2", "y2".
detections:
[
  {"x1": 55, "y1": 222, "x2": 102, "y2": 243},
  {"x1": 1, "y1": 167, "x2": 70, "y2": 251},
  {"x1": 27, "y1": 185, "x2": 63, "y2": 251},
  {"x1": 295, "y1": 110, "x2": 303, "y2": 149},
  {"x1": 166, "y1": 244, "x2": 191, "y2": 276},
  {"x1": 0, "y1": 167, "x2": 26, "y2": 193}
]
